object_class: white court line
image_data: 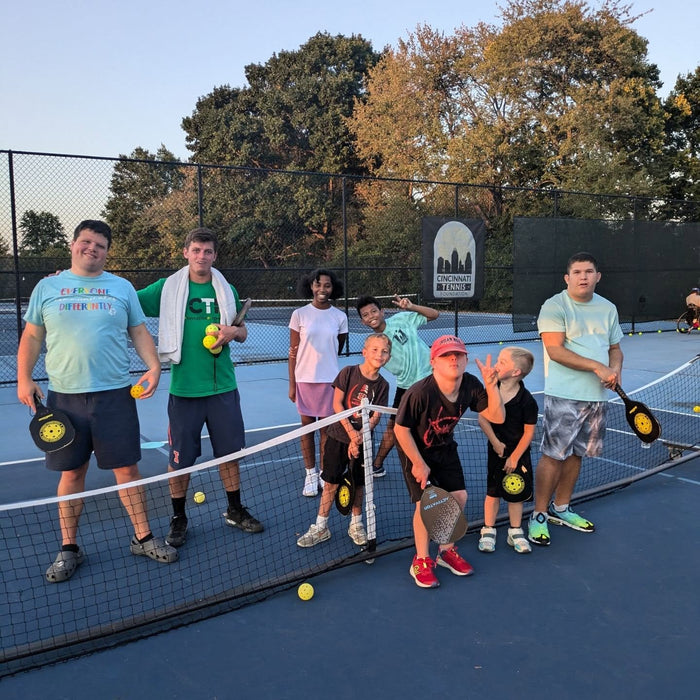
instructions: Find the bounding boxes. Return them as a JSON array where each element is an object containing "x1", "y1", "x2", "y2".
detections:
[{"x1": 0, "y1": 456, "x2": 43, "y2": 467}]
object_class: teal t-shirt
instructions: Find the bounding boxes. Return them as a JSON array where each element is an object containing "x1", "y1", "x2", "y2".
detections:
[
  {"x1": 382, "y1": 311, "x2": 432, "y2": 389},
  {"x1": 24, "y1": 270, "x2": 145, "y2": 393},
  {"x1": 537, "y1": 290, "x2": 623, "y2": 402},
  {"x1": 137, "y1": 277, "x2": 242, "y2": 397}
]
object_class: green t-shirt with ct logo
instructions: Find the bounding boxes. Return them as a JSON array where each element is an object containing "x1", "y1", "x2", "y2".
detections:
[{"x1": 137, "y1": 277, "x2": 241, "y2": 397}]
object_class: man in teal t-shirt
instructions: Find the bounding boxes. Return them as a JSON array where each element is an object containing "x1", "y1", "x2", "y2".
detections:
[
  {"x1": 528, "y1": 252, "x2": 623, "y2": 548},
  {"x1": 17, "y1": 219, "x2": 176, "y2": 582},
  {"x1": 356, "y1": 294, "x2": 440, "y2": 476},
  {"x1": 137, "y1": 227, "x2": 263, "y2": 548}
]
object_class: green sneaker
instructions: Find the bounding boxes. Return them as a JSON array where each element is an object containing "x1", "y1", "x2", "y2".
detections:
[
  {"x1": 547, "y1": 504, "x2": 595, "y2": 532},
  {"x1": 528, "y1": 512, "x2": 550, "y2": 546}
]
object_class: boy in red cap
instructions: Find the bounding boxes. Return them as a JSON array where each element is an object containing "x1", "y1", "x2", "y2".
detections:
[{"x1": 394, "y1": 335, "x2": 505, "y2": 589}]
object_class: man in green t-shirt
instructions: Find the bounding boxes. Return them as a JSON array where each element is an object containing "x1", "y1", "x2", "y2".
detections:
[{"x1": 137, "y1": 228, "x2": 263, "y2": 548}]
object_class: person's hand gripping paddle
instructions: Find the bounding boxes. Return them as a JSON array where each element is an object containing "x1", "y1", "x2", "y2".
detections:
[
  {"x1": 29, "y1": 394, "x2": 75, "y2": 452},
  {"x1": 614, "y1": 384, "x2": 661, "y2": 444}
]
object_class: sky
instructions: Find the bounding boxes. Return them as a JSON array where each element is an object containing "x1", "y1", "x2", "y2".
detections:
[{"x1": 1, "y1": 0, "x2": 698, "y2": 161}]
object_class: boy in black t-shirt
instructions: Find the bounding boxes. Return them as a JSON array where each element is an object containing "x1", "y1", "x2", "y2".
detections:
[
  {"x1": 394, "y1": 335, "x2": 505, "y2": 589},
  {"x1": 297, "y1": 334, "x2": 391, "y2": 548},
  {"x1": 478, "y1": 347, "x2": 538, "y2": 555}
]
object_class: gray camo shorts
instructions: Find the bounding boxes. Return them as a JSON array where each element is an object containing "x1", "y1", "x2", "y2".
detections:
[{"x1": 541, "y1": 395, "x2": 607, "y2": 460}]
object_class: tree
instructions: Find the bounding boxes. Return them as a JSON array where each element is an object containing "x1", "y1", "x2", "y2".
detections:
[
  {"x1": 19, "y1": 210, "x2": 68, "y2": 255},
  {"x1": 183, "y1": 32, "x2": 379, "y2": 174},
  {"x1": 181, "y1": 33, "x2": 380, "y2": 267},
  {"x1": 662, "y1": 67, "x2": 700, "y2": 213},
  {"x1": 350, "y1": 0, "x2": 665, "y2": 211},
  {"x1": 102, "y1": 145, "x2": 187, "y2": 266}
]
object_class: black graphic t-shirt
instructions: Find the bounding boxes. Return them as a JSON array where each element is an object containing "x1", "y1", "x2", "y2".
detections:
[
  {"x1": 486, "y1": 381, "x2": 538, "y2": 456},
  {"x1": 326, "y1": 365, "x2": 389, "y2": 444},
  {"x1": 396, "y1": 373, "x2": 488, "y2": 458}
]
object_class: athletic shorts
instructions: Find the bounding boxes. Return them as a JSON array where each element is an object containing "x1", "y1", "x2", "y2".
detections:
[
  {"x1": 295, "y1": 382, "x2": 334, "y2": 418},
  {"x1": 399, "y1": 441, "x2": 465, "y2": 503},
  {"x1": 540, "y1": 395, "x2": 607, "y2": 460},
  {"x1": 46, "y1": 387, "x2": 141, "y2": 472},
  {"x1": 168, "y1": 390, "x2": 245, "y2": 469},
  {"x1": 486, "y1": 450, "x2": 533, "y2": 500},
  {"x1": 321, "y1": 436, "x2": 365, "y2": 485}
]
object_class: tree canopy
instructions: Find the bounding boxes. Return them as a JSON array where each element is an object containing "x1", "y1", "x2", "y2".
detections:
[
  {"x1": 101, "y1": 0, "x2": 699, "y2": 286},
  {"x1": 663, "y1": 67, "x2": 700, "y2": 205},
  {"x1": 102, "y1": 145, "x2": 189, "y2": 266},
  {"x1": 19, "y1": 210, "x2": 68, "y2": 256},
  {"x1": 178, "y1": 32, "x2": 381, "y2": 266},
  {"x1": 182, "y1": 32, "x2": 380, "y2": 174},
  {"x1": 349, "y1": 0, "x2": 665, "y2": 204}
]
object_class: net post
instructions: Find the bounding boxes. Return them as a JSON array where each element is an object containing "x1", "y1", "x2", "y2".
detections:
[{"x1": 360, "y1": 398, "x2": 376, "y2": 562}]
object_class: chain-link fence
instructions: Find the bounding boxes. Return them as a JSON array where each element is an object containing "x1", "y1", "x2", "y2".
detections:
[{"x1": 2, "y1": 149, "x2": 698, "y2": 384}]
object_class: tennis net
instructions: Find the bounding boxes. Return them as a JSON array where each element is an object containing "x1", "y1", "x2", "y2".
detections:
[{"x1": 1, "y1": 355, "x2": 698, "y2": 676}]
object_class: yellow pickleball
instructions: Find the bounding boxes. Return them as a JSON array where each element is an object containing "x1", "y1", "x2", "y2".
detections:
[
  {"x1": 193, "y1": 491, "x2": 206, "y2": 504},
  {"x1": 297, "y1": 582, "x2": 314, "y2": 601},
  {"x1": 130, "y1": 384, "x2": 145, "y2": 398},
  {"x1": 202, "y1": 335, "x2": 218, "y2": 349},
  {"x1": 693, "y1": 405, "x2": 700, "y2": 413},
  {"x1": 205, "y1": 324, "x2": 219, "y2": 336}
]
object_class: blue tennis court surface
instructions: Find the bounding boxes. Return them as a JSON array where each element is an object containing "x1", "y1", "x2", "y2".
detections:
[{"x1": 1, "y1": 331, "x2": 698, "y2": 698}]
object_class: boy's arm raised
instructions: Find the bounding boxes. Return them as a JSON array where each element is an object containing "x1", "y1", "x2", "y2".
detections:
[{"x1": 391, "y1": 295, "x2": 439, "y2": 321}]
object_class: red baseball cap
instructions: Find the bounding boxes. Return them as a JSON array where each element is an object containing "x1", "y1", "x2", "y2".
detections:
[{"x1": 430, "y1": 335, "x2": 467, "y2": 360}]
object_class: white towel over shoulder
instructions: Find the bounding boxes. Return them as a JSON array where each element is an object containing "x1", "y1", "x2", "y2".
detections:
[{"x1": 157, "y1": 266, "x2": 236, "y2": 364}]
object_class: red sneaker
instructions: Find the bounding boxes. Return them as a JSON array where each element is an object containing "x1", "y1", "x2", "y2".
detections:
[
  {"x1": 409, "y1": 556, "x2": 439, "y2": 588},
  {"x1": 436, "y1": 546, "x2": 474, "y2": 576}
]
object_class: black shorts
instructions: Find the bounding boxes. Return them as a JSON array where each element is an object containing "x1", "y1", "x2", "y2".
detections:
[
  {"x1": 321, "y1": 436, "x2": 364, "y2": 485},
  {"x1": 486, "y1": 450, "x2": 533, "y2": 501},
  {"x1": 399, "y1": 441, "x2": 465, "y2": 503},
  {"x1": 46, "y1": 387, "x2": 141, "y2": 472},
  {"x1": 168, "y1": 390, "x2": 245, "y2": 469}
]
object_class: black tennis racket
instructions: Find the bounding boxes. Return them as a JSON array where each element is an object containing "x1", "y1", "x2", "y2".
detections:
[
  {"x1": 29, "y1": 394, "x2": 75, "y2": 452},
  {"x1": 419, "y1": 482, "x2": 468, "y2": 544},
  {"x1": 614, "y1": 384, "x2": 661, "y2": 444},
  {"x1": 232, "y1": 298, "x2": 252, "y2": 326}
]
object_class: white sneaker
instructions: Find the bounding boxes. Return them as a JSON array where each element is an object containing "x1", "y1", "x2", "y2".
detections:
[
  {"x1": 348, "y1": 521, "x2": 367, "y2": 546},
  {"x1": 302, "y1": 471, "x2": 319, "y2": 497},
  {"x1": 507, "y1": 527, "x2": 532, "y2": 554},
  {"x1": 478, "y1": 526, "x2": 497, "y2": 553},
  {"x1": 297, "y1": 523, "x2": 331, "y2": 547}
]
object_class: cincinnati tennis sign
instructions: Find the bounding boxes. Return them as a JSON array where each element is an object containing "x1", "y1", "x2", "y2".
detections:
[{"x1": 421, "y1": 218, "x2": 485, "y2": 301}]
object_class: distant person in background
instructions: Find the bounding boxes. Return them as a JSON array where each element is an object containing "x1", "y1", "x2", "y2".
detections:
[
  {"x1": 356, "y1": 294, "x2": 440, "y2": 477},
  {"x1": 685, "y1": 287, "x2": 700, "y2": 327},
  {"x1": 528, "y1": 252, "x2": 623, "y2": 547},
  {"x1": 137, "y1": 227, "x2": 262, "y2": 549},
  {"x1": 289, "y1": 269, "x2": 348, "y2": 497},
  {"x1": 17, "y1": 219, "x2": 176, "y2": 583}
]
